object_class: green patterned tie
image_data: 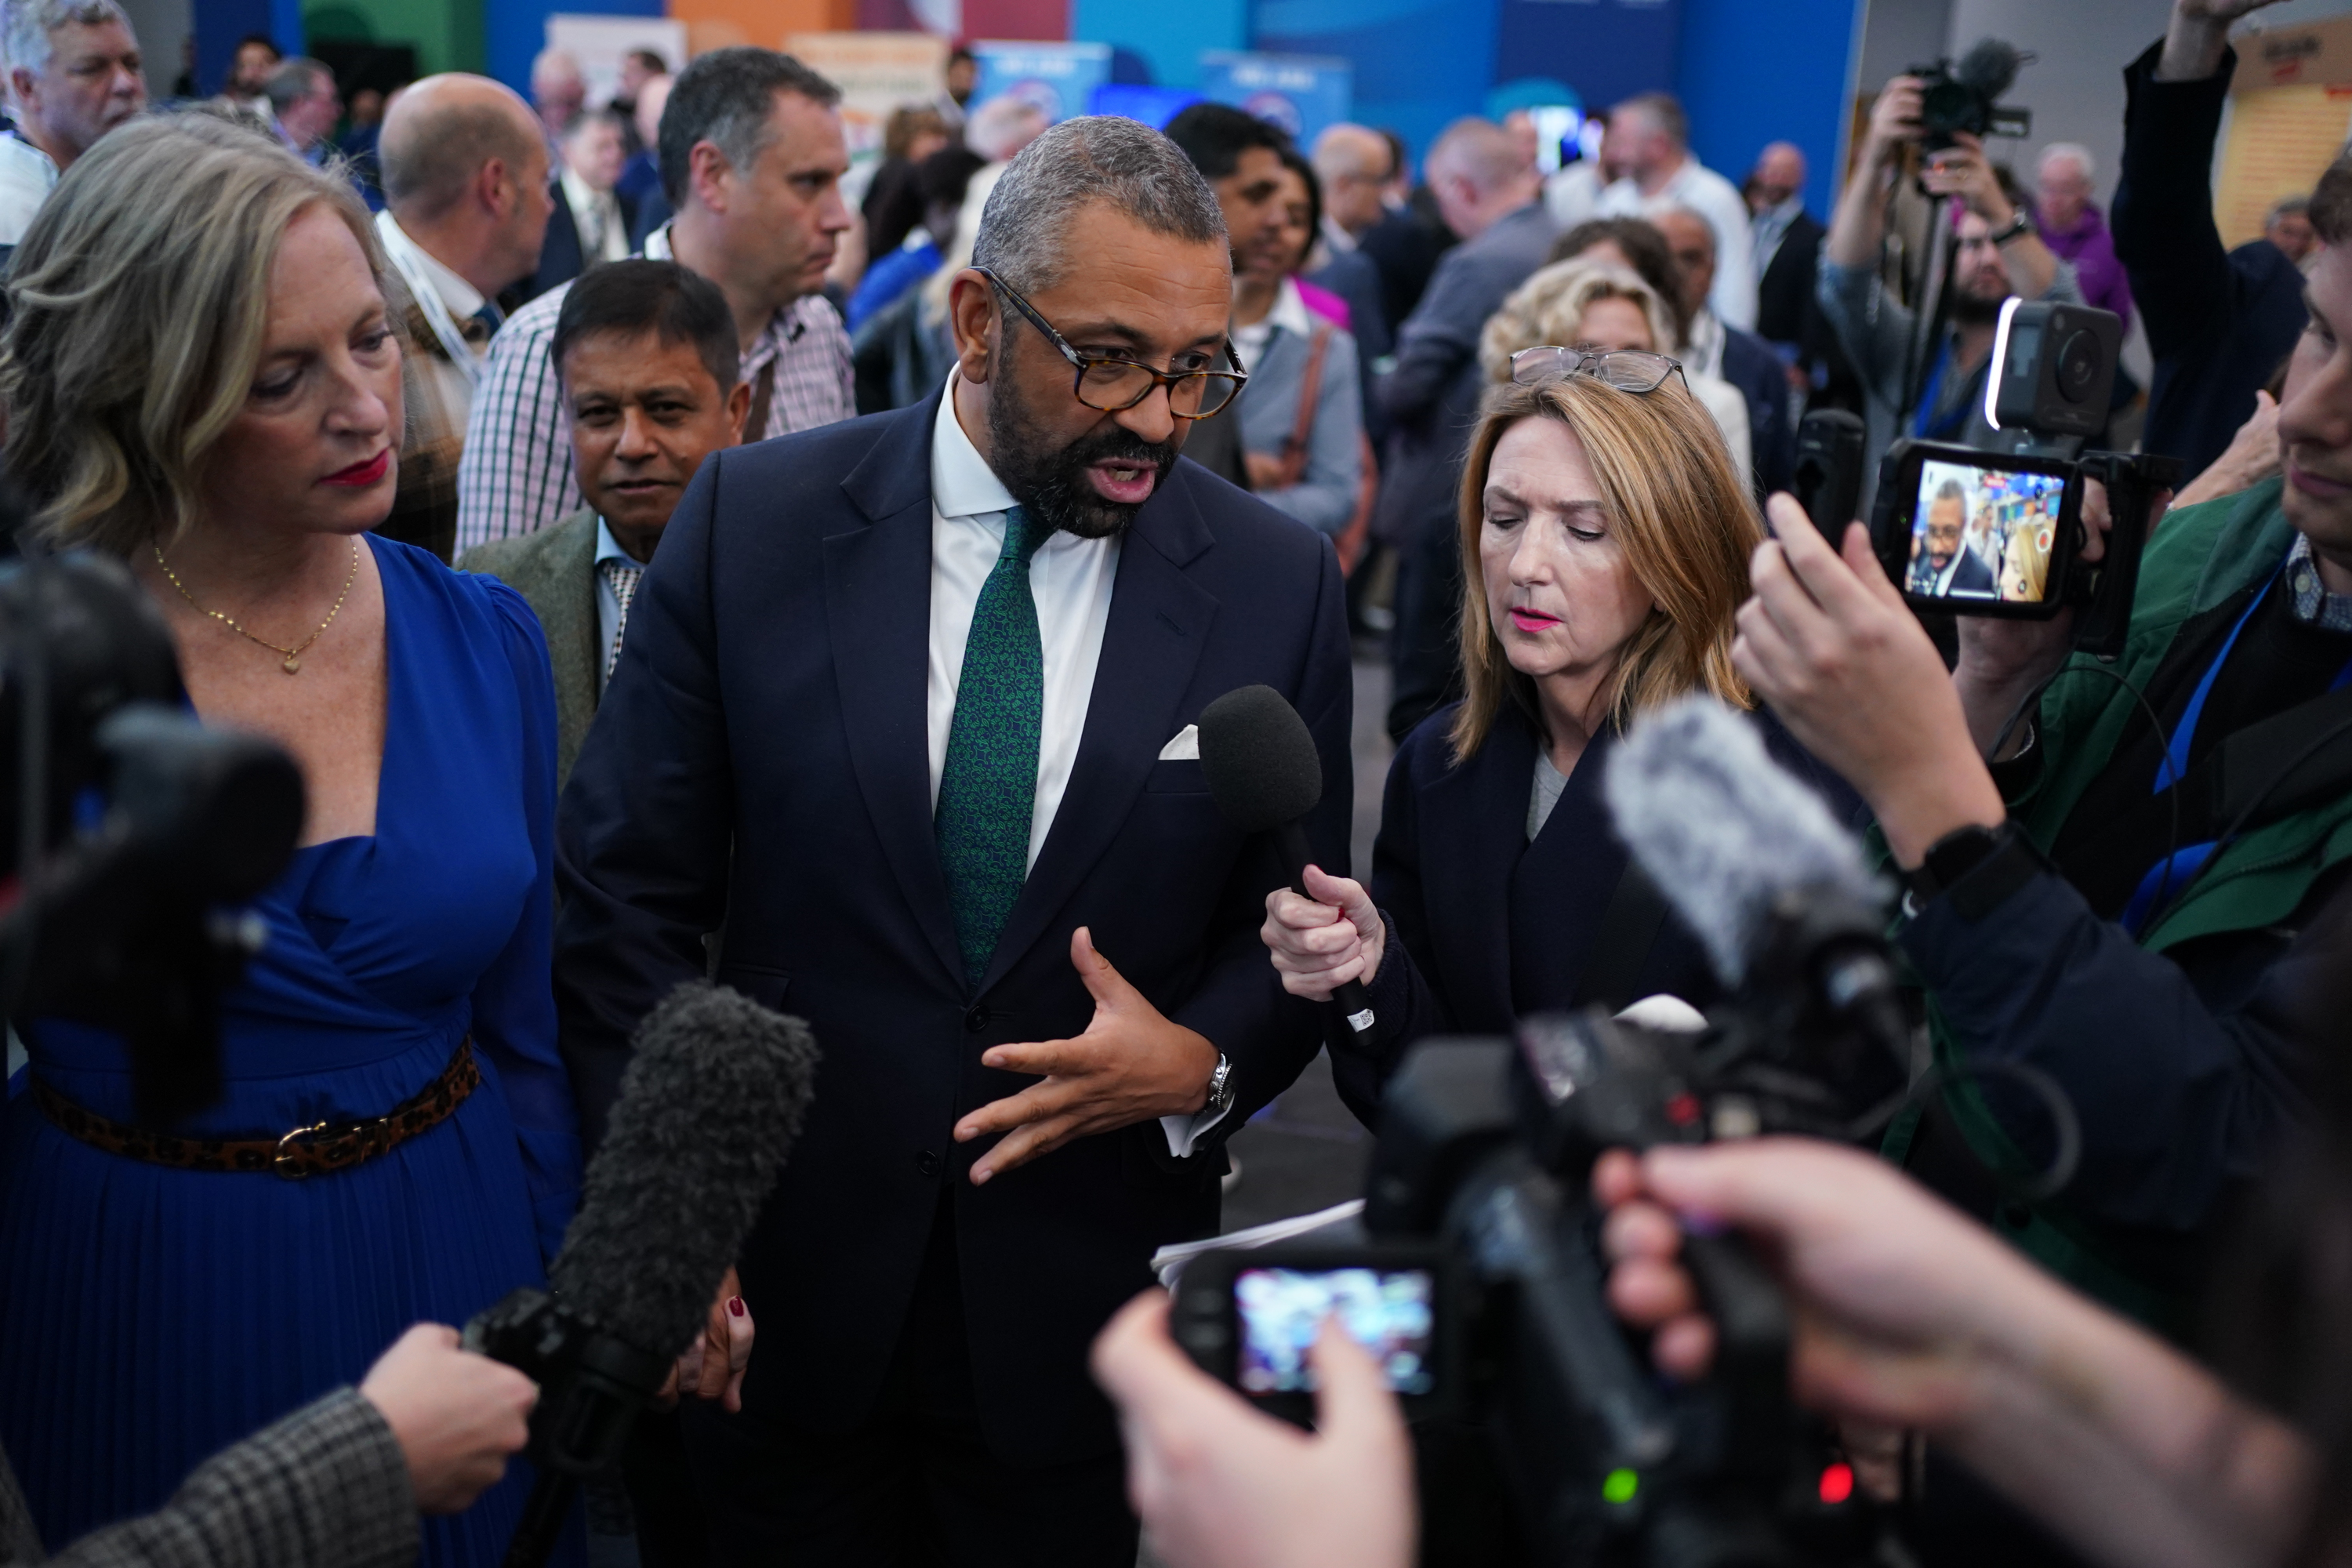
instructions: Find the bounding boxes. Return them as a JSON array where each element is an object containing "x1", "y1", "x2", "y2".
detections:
[{"x1": 936, "y1": 504, "x2": 1050, "y2": 989}]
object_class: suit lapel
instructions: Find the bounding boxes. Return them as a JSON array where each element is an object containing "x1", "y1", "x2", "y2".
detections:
[
  {"x1": 981, "y1": 466, "x2": 1218, "y2": 993},
  {"x1": 1416, "y1": 709, "x2": 1530, "y2": 1032},
  {"x1": 545, "y1": 512, "x2": 602, "y2": 731},
  {"x1": 825, "y1": 394, "x2": 968, "y2": 990}
]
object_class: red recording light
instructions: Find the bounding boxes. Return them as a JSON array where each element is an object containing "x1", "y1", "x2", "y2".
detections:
[
  {"x1": 1817, "y1": 1461, "x2": 1856, "y2": 1505},
  {"x1": 1664, "y1": 1093, "x2": 1701, "y2": 1127}
]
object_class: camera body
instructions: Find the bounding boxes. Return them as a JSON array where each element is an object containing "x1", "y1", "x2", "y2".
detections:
[
  {"x1": 1907, "y1": 54, "x2": 2031, "y2": 151},
  {"x1": 1178, "y1": 887, "x2": 1911, "y2": 1564}
]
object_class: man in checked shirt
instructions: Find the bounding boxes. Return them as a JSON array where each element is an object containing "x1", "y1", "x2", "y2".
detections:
[{"x1": 456, "y1": 45, "x2": 855, "y2": 552}]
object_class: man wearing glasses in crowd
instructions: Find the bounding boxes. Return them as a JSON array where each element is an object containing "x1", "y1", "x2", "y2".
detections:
[{"x1": 552, "y1": 116, "x2": 1353, "y2": 1563}]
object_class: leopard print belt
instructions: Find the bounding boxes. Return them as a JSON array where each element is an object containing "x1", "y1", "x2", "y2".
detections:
[{"x1": 33, "y1": 1036, "x2": 481, "y2": 1180}]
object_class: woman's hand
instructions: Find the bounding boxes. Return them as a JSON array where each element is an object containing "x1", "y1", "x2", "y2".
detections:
[
  {"x1": 359, "y1": 1323, "x2": 538, "y2": 1514},
  {"x1": 1737, "y1": 495, "x2": 2005, "y2": 866},
  {"x1": 1091, "y1": 1290, "x2": 1415, "y2": 1568},
  {"x1": 1260, "y1": 865, "x2": 1385, "y2": 1002},
  {"x1": 660, "y1": 1266, "x2": 754, "y2": 1413}
]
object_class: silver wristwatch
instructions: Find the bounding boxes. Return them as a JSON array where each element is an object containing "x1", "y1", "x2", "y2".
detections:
[{"x1": 1203, "y1": 1053, "x2": 1234, "y2": 1117}]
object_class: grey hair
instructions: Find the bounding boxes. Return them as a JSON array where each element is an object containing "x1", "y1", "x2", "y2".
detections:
[
  {"x1": 2, "y1": 0, "x2": 129, "y2": 78},
  {"x1": 263, "y1": 56, "x2": 332, "y2": 115},
  {"x1": 2038, "y1": 141, "x2": 2095, "y2": 183},
  {"x1": 970, "y1": 114, "x2": 1225, "y2": 296},
  {"x1": 655, "y1": 45, "x2": 839, "y2": 208},
  {"x1": 1933, "y1": 477, "x2": 1968, "y2": 508}
]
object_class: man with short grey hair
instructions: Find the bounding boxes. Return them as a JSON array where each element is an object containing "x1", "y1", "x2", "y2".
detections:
[
  {"x1": 2034, "y1": 140, "x2": 2135, "y2": 328},
  {"x1": 457, "y1": 45, "x2": 856, "y2": 550},
  {"x1": 554, "y1": 111, "x2": 1352, "y2": 1563},
  {"x1": 1594, "y1": 91, "x2": 1756, "y2": 330},
  {"x1": 0, "y1": 0, "x2": 143, "y2": 242},
  {"x1": 263, "y1": 55, "x2": 337, "y2": 164}
]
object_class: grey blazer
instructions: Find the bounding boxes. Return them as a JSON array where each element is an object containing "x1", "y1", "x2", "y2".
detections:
[
  {"x1": 458, "y1": 509, "x2": 602, "y2": 792},
  {"x1": 1236, "y1": 320, "x2": 1364, "y2": 539},
  {"x1": 0, "y1": 1389, "x2": 414, "y2": 1567}
]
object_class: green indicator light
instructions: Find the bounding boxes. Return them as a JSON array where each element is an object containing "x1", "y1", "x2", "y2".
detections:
[{"x1": 1601, "y1": 1468, "x2": 1639, "y2": 1505}]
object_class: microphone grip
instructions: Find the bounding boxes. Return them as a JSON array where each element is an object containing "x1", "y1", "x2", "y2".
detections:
[
  {"x1": 502, "y1": 1473, "x2": 576, "y2": 1568},
  {"x1": 1272, "y1": 819, "x2": 1377, "y2": 1037}
]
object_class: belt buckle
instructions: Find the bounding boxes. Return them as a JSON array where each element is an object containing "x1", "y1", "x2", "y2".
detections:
[{"x1": 274, "y1": 1120, "x2": 331, "y2": 1180}]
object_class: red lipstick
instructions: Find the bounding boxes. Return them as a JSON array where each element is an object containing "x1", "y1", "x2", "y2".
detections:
[{"x1": 322, "y1": 449, "x2": 390, "y2": 488}]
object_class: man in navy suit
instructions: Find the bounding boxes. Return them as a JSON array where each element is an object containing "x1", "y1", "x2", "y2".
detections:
[{"x1": 552, "y1": 114, "x2": 1352, "y2": 1564}]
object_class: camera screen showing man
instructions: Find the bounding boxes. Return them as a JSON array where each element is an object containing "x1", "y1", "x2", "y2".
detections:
[{"x1": 1906, "y1": 460, "x2": 2062, "y2": 601}]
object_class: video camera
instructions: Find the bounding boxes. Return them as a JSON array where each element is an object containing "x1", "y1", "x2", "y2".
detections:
[
  {"x1": 0, "y1": 500, "x2": 303, "y2": 1117},
  {"x1": 1175, "y1": 869, "x2": 1913, "y2": 1565},
  {"x1": 1906, "y1": 38, "x2": 2033, "y2": 152}
]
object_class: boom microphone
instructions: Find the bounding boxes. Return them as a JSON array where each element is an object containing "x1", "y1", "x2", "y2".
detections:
[
  {"x1": 1603, "y1": 698, "x2": 1907, "y2": 1087},
  {"x1": 467, "y1": 980, "x2": 820, "y2": 1567},
  {"x1": 1196, "y1": 684, "x2": 1374, "y2": 1037},
  {"x1": 1955, "y1": 35, "x2": 2028, "y2": 101}
]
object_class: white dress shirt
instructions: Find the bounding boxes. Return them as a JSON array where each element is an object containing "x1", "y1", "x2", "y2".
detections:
[
  {"x1": 379, "y1": 212, "x2": 491, "y2": 423},
  {"x1": 0, "y1": 131, "x2": 57, "y2": 246},
  {"x1": 924, "y1": 380, "x2": 1229, "y2": 1156},
  {"x1": 561, "y1": 166, "x2": 630, "y2": 266},
  {"x1": 1595, "y1": 155, "x2": 1759, "y2": 332}
]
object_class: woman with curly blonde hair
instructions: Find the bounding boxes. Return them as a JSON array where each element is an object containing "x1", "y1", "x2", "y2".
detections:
[{"x1": 1258, "y1": 352, "x2": 1855, "y2": 1122}]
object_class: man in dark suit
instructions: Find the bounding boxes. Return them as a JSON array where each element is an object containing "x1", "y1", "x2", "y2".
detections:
[
  {"x1": 459, "y1": 260, "x2": 747, "y2": 789},
  {"x1": 1656, "y1": 205, "x2": 1795, "y2": 497},
  {"x1": 1748, "y1": 143, "x2": 1824, "y2": 354},
  {"x1": 524, "y1": 107, "x2": 638, "y2": 302},
  {"x1": 554, "y1": 114, "x2": 1352, "y2": 1564}
]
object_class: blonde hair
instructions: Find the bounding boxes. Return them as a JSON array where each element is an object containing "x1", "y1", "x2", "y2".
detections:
[
  {"x1": 1479, "y1": 260, "x2": 1679, "y2": 383},
  {"x1": 0, "y1": 111, "x2": 385, "y2": 554},
  {"x1": 2004, "y1": 521, "x2": 2049, "y2": 601},
  {"x1": 1449, "y1": 373, "x2": 1762, "y2": 762}
]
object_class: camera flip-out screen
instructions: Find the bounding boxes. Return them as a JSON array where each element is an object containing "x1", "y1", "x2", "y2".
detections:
[
  {"x1": 1234, "y1": 1265, "x2": 1437, "y2": 1396},
  {"x1": 1905, "y1": 458, "x2": 2067, "y2": 605}
]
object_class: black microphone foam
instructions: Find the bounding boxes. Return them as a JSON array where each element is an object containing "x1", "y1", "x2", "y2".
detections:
[
  {"x1": 549, "y1": 980, "x2": 820, "y2": 1359},
  {"x1": 1198, "y1": 684, "x2": 1323, "y2": 832},
  {"x1": 1955, "y1": 37, "x2": 2026, "y2": 100}
]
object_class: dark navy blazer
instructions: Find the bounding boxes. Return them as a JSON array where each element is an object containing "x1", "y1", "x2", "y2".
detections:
[
  {"x1": 1331, "y1": 700, "x2": 1857, "y2": 1127},
  {"x1": 552, "y1": 391, "x2": 1354, "y2": 1465}
]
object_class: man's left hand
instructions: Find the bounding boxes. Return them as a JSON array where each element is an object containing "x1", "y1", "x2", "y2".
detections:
[
  {"x1": 1736, "y1": 495, "x2": 2005, "y2": 865},
  {"x1": 955, "y1": 926, "x2": 1220, "y2": 1185},
  {"x1": 1922, "y1": 132, "x2": 2012, "y2": 226}
]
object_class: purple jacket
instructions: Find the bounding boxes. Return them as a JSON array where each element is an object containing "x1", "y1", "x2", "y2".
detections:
[{"x1": 2036, "y1": 201, "x2": 2135, "y2": 331}]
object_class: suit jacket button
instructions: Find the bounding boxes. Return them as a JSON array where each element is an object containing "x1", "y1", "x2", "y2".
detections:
[
  {"x1": 916, "y1": 1150, "x2": 941, "y2": 1178},
  {"x1": 964, "y1": 1005, "x2": 990, "y2": 1033}
]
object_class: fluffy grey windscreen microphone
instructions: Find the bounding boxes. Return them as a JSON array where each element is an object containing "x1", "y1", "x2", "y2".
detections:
[
  {"x1": 1603, "y1": 696, "x2": 1883, "y2": 988},
  {"x1": 549, "y1": 980, "x2": 821, "y2": 1360}
]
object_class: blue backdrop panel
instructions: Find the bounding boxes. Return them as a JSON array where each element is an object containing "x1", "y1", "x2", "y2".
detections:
[
  {"x1": 1672, "y1": 0, "x2": 1857, "y2": 218},
  {"x1": 1072, "y1": 0, "x2": 1249, "y2": 91},
  {"x1": 1197, "y1": 52, "x2": 1352, "y2": 147},
  {"x1": 972, "y1": 41, "x2": 1113, "y2": 123},
  {"x1": 1494, "y1": 0, "x2": 1681, "y2": 118},
  {"x1": 485, "y1": 0, "x2": 661, "y2": 100},
  {"x1": 1250, "y1": 0, "x2": 1501, "y2": 165}
]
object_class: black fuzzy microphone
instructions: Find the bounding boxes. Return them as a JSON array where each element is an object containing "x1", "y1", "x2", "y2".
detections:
[
  {"x1": 467, "y1": 980, "x2": 820, "y2": 1567},
  {"x1": 1197, "y1": 684, "x2": 1374, "y2": 1036}
]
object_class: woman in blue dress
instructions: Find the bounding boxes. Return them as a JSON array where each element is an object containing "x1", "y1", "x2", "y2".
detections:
[{"x1": 0, "y1": 114, "x2": 581, "y2": 1559}]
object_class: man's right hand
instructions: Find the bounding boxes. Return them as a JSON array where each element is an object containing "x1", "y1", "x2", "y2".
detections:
[
  {"x1": 359, "y1": 1323, "x2": 538, "y2": 1514},
  {"x1": 2161, "y1": 0, "x2": 2290, "y2": 80},
  {"x1": 1261, "y1": 865, "x2": 1385, "y2": 1003},
  {"x1": 1863, "y1": 76, "x2": 1924, "y2": 169}
]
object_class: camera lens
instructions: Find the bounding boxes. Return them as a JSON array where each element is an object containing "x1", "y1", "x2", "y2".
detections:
[{"x1": 2057, "y1": 329, "x2": 2102, "y2": 403}]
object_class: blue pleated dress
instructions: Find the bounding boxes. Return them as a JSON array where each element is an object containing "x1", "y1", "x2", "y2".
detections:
[{"x1": 0, "y1": 537, "x2": 584, "y2": 1561}]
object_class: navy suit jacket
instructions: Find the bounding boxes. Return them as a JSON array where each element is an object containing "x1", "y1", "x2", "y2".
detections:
[
  {"x1": 551, "y1": 392, "x2": 1353, "y2": 1464},
  {"x1": 1720, "y1": 321, "x2": 1796, "y2": 499}
]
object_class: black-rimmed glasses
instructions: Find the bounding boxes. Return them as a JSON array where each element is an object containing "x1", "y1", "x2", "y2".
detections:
[
  {"x1": 1508, "y1": 345, "x2": 1689, "y2": 394},
  {"x1": 975, "y1": 266, "x2": 1248, "y2": 420}
]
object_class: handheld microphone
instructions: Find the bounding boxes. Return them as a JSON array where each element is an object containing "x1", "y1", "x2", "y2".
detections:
[
  {"x1": 1197, "y1": 684, "x2": 1374, "y2": 1037},
  {"x1": 466, "y1": 980, "x2": 820, "y2": 1568},
  {"x1": 1602, "y1": 698, "x2": 1907, "y2": 1087}
]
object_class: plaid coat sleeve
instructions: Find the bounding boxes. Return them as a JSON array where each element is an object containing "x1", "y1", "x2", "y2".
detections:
[{"x1": 4, "y1": 1389, "x2": 417, "y2": 1568}]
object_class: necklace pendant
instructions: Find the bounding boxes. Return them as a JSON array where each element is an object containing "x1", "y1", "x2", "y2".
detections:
[{"x1": 281, "y1": 655, "x2": 301, "y2": 674}]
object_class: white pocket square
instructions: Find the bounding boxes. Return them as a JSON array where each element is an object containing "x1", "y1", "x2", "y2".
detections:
[{"x1": 1158, "y1": 724, "x2": 1200, "y2": 761}]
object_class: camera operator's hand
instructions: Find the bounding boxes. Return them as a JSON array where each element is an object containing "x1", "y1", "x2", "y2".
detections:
[
  {"x1": 1592, "y1": 1141, "x2": 2312, "y2": 1568},
  {"x1": 359, "y1": 1323, "x2": 538, "y2": 1514},
  {"x1": 1920, "y1": 133, "x2": 2013, "y2": 227},
  {"x1": 1860, "y1": 75, "x2": 1924, "y2": 170},
  {"x1": 1261, "y1": 866, "x2": 1385, "y2": 1003},
  {"x1": 658, "y1": 1266, "x2": 755, "y2": 1413},
  {"x1": 1737, "y1": 495, "x2": 2005, "y2": 866},
  {"x1": 1092, "y1": 1290, "x2": 1415, "y2": 1568},
  {"x1": 2172, "y1": 390, "x2": 2278, "y2": 509}
]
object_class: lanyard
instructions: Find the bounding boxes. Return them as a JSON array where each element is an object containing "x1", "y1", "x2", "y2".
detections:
[
  {"x1": 2121, "y1": 571, "x2": 2352, "y2": 935},
  {"x1": 374, "y1": 211, "x2": 483, "y2": 387}
]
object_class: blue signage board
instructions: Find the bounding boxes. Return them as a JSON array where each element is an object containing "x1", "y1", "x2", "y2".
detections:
[
  {"x1": 1196, "y1": 52, "x2": 1352, "y2": 147},
  {"x1": 971, "y1": 41, "x2": 1113, "y2": 125}
]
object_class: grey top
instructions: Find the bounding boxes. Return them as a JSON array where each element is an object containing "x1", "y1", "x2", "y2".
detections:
[
  {"x1": 1528, "y1": 750, "x2": 1570, "y2": 840},
  {"x1": 0, "y1": 1388, "x2": 415, "y2": 1567},
  {"x1": 1815, "y1": 254, "x2": 2083, "y2": 503}
]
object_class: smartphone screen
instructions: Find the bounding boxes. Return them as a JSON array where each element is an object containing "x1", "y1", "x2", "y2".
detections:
[
  {"x1": 1232, "y1": 1266, "x2": 1437, "y2": 1396},
  {"x1": 1905, "y1": 459, "x2": 2067, "y2": 604}
]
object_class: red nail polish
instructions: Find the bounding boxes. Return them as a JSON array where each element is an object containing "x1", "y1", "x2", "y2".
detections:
[{"x1": 728, "y1": 1297, "x2": 746, "y2": 1318}]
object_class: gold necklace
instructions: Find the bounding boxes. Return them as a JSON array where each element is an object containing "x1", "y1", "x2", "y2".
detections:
[{"x1": 153, "y1": 537, "x2": 361, "y2": 674}]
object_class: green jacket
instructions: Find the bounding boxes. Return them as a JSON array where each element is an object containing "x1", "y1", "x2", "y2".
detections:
[
  {"x1": 1895, "y1": 477, "x2": 2352, "y2": 1328},
  {"x1": 457, "y1": 510, "x2": 602, "y2": 793}
]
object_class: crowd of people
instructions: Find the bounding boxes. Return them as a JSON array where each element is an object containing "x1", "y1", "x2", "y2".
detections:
[{"x1": 0, "y1": 0, "x2": 2345, "y2": 1564}]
